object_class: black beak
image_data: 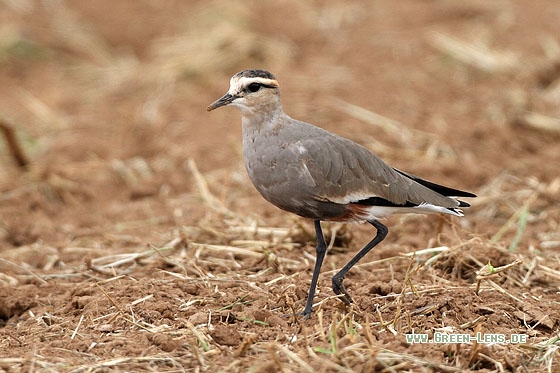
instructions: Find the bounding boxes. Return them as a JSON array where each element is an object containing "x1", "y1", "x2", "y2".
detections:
[{"x1": 207, "y1": 93, "x2": 236, "y2": 111}]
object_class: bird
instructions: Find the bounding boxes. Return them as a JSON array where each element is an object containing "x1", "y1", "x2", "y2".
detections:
[{"x1": 207, "y1": 69, "x2": 476, "y2": 318}]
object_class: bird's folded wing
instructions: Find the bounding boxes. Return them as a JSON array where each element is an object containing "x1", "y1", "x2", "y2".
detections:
[{"x1": 296, "y1": 136, "x2": 459, "y2": 208}]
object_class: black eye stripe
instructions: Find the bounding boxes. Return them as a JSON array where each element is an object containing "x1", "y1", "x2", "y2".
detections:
[{"x1": 245, "y1": 83, "x2": 277, "y2": 93}]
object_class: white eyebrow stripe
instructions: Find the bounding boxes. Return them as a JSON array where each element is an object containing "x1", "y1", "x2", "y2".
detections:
[{"x1": 230, "y1": 77, "x2": 279, "y2": 93}]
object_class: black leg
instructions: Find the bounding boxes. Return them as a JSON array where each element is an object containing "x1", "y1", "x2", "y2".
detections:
[
  {"x1": 302, "y1": 220, "x2": 327, "y2": 318},
  {"x1": 332, "y1": 220, "x2": 388, "y2": 305}
]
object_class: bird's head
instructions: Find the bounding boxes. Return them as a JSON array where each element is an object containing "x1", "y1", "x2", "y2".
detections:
[{"x1": 207, "y1": 69, "x2": 282, "y2": 116}]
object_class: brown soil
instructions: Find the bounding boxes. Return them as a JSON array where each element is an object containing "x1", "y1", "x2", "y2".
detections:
[{"x1": 1, "y1": 1, "x2": 559, "y2": 372}]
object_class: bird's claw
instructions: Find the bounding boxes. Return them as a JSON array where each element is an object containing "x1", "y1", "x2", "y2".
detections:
[{"x1": 332, "y1": 276, "x2": 353, "y2": 305}]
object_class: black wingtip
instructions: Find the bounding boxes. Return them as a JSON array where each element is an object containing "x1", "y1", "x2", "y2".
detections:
[{"x1": 393, "y1": 168, "x2": 477, "y2": 199}]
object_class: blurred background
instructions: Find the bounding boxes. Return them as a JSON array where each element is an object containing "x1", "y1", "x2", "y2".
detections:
[{"x1": 1, "y1": 0, "x2": 558, "y2": 248}]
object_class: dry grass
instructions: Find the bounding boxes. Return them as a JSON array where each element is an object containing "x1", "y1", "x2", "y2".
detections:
[{"x1": 2, "y1": 161, "x2": 558, "y2": 371}]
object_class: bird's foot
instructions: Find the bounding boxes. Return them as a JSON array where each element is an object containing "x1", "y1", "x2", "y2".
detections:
[
  {"x1": 332, "y1": 275, "x2": 353, "y2": 305},
  {"x1": 299, "y1": 309, "x2": 313, "y2": 320}
]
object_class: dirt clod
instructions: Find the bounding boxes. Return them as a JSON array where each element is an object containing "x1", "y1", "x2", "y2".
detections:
[
  {"x1": 147, "y1": 333, "x2": 180, "y2": 352},
  {"x1": 210, "y1": 324, "x2": 242, "y2": 346}
]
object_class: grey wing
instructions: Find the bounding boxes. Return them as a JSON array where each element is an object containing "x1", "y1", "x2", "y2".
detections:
[{"x1": 296, "y1": 135, "x2": 459, "y2": 208}]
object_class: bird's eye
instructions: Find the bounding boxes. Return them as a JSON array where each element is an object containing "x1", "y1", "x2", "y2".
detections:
[{"x1": 247, "y1": 83, "x2": 261, "y2": 92}]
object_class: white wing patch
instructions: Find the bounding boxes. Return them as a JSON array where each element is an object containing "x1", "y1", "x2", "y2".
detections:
[
  {"x1": 328, "y1": 191, "x2": 378, "y2": 205},
  {"x1": 362, "y1": 203, "x2": 463, "y2": 220}
]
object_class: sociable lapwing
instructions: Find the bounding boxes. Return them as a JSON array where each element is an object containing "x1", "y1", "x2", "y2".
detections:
[{"x1": 207, "y1": 69, "x2": 476, "y2": 318}]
